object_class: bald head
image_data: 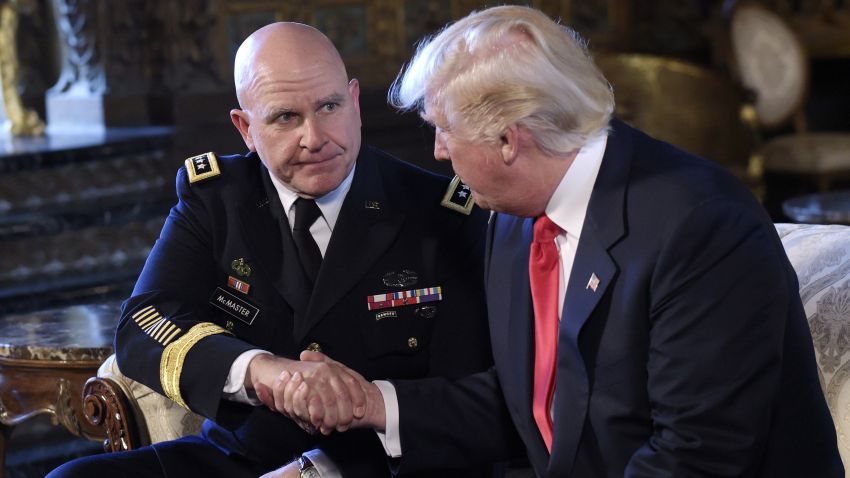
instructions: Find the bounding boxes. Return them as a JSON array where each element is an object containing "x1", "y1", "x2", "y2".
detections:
[{"x1": 233, "y1": 22, "x2": 348, "y2": 107}]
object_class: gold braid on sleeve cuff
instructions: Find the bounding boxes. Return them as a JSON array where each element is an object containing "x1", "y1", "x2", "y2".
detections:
[{"x1": 160, "y1": 322, "x2": 231, "y2": 409}]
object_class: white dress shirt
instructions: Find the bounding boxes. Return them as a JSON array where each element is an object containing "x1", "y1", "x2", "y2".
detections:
[{"x1": 375, "y1": 132, "x2": 608, "y2": 458}]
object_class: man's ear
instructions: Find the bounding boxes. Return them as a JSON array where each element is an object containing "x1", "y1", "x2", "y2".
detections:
[
  {"x1": 500, "y1": 124, "x2": 521, "y2": 165},
  {"x1": 230, "y1": 109, "x2": 256, "y2": 152},
  {"x1": 348, "y1": 78, "x2": 362, "y2": 127}
]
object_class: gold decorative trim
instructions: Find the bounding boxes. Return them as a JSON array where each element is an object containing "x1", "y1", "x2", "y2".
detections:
[
  {"x1": 440, "y1": 175, "x2": 474, "y2": 215},
  {"x1": 185, "y1": 152, "x2": 221, "y2": 184},
  {"x1": 0, "y1": 2, "x2": 45, "y2": 136},
  {"x1": 133, "y1": 305, "x2": 183, "y2": 347},
  {"x1": 159, "y1": 322, "x2": 230, "y2": 409}
]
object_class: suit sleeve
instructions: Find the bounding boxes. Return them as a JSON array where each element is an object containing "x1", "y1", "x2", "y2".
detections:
[
  {"x1": 390, "y1": 367, "x2": 522, "y2": 474},
  {"x1": 626, "y1": 198, "x2": 791, "y2": 477},
  {"x1": 115, "y1": 167, "x2": 256, "y2": 420}
]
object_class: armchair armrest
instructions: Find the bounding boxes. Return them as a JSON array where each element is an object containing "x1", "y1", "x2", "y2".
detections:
[
  {"x1": 82, "y1": 354, "x2": 204, "y2": 452},
  {"x1": 83, "y1": 375, "x2": 147, "y2": 452}
]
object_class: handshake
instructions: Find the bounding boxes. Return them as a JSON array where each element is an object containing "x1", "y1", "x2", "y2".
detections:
[{"x1": 245, "y1": 351, "x2": 386, "y2": 436}]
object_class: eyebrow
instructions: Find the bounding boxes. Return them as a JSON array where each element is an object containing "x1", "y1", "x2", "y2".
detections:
[{"x1": 262, "y1": 93, "x2": 347, "y2": 122}]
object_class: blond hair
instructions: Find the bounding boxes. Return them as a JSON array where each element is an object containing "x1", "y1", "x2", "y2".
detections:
[{"x1": 389, "y1": 5, "x2": 614, "y2": 154}]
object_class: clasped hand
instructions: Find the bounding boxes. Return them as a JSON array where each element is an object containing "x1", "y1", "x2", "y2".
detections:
[{"x1": 247, "y1": 351, "x2": 384, "y2": 435}]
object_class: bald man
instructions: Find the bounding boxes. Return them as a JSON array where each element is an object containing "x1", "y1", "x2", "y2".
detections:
[{"x1": 47, "y1": 23, "x2": 495, "y2": 478}]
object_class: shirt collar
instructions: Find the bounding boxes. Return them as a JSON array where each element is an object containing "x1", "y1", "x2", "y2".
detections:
[
  {"x1": 545, "y1": 132, "x2": 608, "y2": 239},
  {"x1": 268, "y1": 164, "x2": 356, "y2": 230}
]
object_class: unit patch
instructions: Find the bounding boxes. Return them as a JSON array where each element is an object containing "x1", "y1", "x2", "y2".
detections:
[
  {"x1": 210, "y1": 287, "x2": 259, "y2": 324},
  {"x1": 185, "y1": 152, "x2": 221, "y2": 184},
  {"x1": 367, "y1": 286, "x2": 442, "y2": 311},
  {"x1": 132, "y1": 305, "x2": 182, "y2": 347},
  {"x1": 440, "y1": 175, "x2": 474, "y2": 215}
]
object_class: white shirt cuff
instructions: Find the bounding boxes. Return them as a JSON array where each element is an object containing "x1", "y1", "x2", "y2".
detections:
[
  {"x1": 373, "y1": 380, "x2": 401, "y2": 458},
  {"x1": 222, "y1": 349, "x2": 272, "y2": 405},
  {"x1": 304, "y1": 449, "x2": 342, "y2": 478}
]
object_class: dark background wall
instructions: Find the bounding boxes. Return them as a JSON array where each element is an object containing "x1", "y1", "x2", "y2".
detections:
[{"x1": 3, "y1": 0, "x2": 850, "y2": 313}]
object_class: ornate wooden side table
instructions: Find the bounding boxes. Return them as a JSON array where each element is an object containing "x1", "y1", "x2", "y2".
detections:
[{"x1": 0, "y1": 302, "x2": 119, "y2": 477}]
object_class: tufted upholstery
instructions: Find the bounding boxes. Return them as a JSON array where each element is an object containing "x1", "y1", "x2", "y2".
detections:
[{"x1": 777, "y1": 222, "x2": 850, "y2": 473}]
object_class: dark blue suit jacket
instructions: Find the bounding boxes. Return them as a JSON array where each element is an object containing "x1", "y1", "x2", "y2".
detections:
[{"x1": 394, "y1": 120, "x2": 843, "y2": 477}]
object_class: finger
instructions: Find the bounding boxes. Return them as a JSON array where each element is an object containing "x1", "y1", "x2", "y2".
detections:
[
  {"x1": 254, "y1": 381, "x2": 275, "y2": 411},
  {"x1": 297, "y1": 381, "x2": 326, "y2": 429},
  {"x1": 303, "y1": 354, "x2": 368, "y2": 420},
  {"x1": 281, "y1": 371, "x2": 303, "y2": 418},
  {"x1": 327, "y1": 374, "x2": 354, "y2": 432}
]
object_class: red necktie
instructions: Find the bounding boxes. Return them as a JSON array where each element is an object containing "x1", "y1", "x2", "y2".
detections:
[{"x1": 529, "y1": 215, "x2": 562, "y2": 452}]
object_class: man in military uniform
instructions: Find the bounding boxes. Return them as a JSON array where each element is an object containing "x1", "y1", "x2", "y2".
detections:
[{"x1": 48, "y1": 22, "x2": 493, "y2": 478}]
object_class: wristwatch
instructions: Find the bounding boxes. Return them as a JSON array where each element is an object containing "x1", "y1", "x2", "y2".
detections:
[{"x1": 298, "y1": 455, "x2": 321, "y2": 478}]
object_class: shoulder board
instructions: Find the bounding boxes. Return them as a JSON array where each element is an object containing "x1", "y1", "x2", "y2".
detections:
[
  {"x1": 440, "y1": 175, "x2": 474, "y2": 215},
  {"x1": 185, "y1": 152, "x2": 221, "y2": 184}
]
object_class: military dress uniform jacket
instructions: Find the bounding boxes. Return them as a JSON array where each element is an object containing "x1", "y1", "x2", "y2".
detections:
[{"x1": 115, "y1": 145, "x2": 494, "y2": 476}]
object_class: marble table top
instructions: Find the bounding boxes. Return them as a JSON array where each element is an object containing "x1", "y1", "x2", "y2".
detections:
[{"x1": 0, "y1": 302, "x2": 120, "y2": 362}]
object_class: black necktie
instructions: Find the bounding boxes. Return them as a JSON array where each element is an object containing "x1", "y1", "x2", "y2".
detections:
[{"x1": 293, "y1": 198, "x2": 323, "y2": 284}]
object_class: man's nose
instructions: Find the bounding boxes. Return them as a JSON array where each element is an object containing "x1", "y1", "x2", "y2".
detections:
[
  {"x1": 300, "y1": 119, "x2": 328, "y2": 152},
  {"x1": 434, "y1": 133, "x2": 449, "y2": 162}
]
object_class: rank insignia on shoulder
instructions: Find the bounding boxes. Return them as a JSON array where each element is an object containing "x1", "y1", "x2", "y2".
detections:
[
  {"x1": 440, "y1": 175, "x2": 474, "y2": 215},
  {"x1": 185, "y1": 152, "x2": 221, "y2": 184}
]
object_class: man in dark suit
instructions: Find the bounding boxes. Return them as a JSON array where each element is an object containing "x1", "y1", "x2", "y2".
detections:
[
  {"x1": 274, "y1": 5, "x2": 844, "y2": 477},
  {"x1": 47, "y1": 22, "x2": 493, "y2": 478}
]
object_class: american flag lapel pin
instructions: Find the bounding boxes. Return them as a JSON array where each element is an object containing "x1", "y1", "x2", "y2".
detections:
[{"x1": 586, "y1": 273, "x2": 600, "y2": 292}]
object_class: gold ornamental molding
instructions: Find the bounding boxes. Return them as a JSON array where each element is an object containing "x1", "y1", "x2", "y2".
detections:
[{"x1": 0, "y1": 0, "x2": 45, "y2": 136}]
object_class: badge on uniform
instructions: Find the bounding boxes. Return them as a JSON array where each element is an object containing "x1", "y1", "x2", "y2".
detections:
[
  {"x1": 210, "y1": 287, "x2": 259, "y2": 325},
  {"x1": 185, "y1": 152, "x2": 221, "y2": 184},
  {"x1": 367, "y1": 286, "x2": 442, "y2": 311},
  {"x1": 231, "y1": 258, "x2": 252, "y2": 277},
  {"x1": 382, "y1": 269, "x2": 418, "y2": 288},
  {"x1": 375, "y1": 310, "x2": 398, "y2": 321},
  {"x1": 227, "y1": 275, "x2": 250, "y2": 294},
  {"x1": 440, "y1": 175, "x2": 474, "y2": 215}
]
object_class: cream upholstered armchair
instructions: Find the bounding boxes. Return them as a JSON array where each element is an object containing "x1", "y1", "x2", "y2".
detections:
[
  {"x1": 83, "y1": 223, "x2": 850, "y2": 474},
  {"x1": 777, "y1": 223, "x2": 850, "y2": 473},
  {"x1": 83, "y1": 354, "x2": 203, "y2": 452}
]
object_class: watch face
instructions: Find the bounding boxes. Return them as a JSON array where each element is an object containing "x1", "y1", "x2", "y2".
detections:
[{"x1": 301, "y1": 468, "x2": 321, "y2": 478}]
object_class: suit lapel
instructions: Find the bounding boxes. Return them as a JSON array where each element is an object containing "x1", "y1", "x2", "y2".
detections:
[
  {"x1": 294, "y1": 148, "x2": 404, "y2": 341},
  {"x1": 548, "y1": 119, "x2": 631, "y2": 475}
]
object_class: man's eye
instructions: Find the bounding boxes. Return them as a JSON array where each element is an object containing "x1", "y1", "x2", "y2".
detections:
[
  {"x1": 321, "y1": 103, "x2": 338, "y2": 113},
  {"x1": 279, "y1": 112, "x2": 295, "y2": 122}
]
